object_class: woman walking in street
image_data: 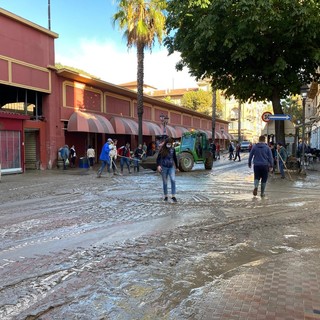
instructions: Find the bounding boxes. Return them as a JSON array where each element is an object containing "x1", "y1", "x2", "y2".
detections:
[
  {"x1": 156, "y1": 137, "x2": 179, "y2": 202},
  {"x1": 248, "y1": 135, "x2": 273, "y2": 197}
]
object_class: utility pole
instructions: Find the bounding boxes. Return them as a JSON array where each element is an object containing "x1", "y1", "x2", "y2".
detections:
[
  {"x1": 48, "y1": 0, "x2": 51, "y2": 30},
  {"x1": 238, "y1": 100, "x2": 241, "y2": 142},
  {"x1": 211, "y1": 84, "x2": 217, "y2": 142}
]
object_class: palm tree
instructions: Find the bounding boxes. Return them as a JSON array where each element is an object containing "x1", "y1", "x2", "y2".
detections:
[{"x1": 113, "y1": 0, "x2": 167, "y2": 145}]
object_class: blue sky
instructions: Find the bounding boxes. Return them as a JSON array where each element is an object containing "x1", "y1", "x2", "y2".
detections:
[{"x1": 0, "y1": 0, "x2": 197, "y2": 89}]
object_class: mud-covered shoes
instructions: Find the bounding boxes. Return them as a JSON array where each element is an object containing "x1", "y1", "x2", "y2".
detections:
[{"x1": 253, "y1": 188, "x2": 258, "y2": 196}]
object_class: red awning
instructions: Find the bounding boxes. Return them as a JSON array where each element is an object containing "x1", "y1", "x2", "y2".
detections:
[
  {"x1": 143, "y1": 121, "x2": 162, "y2": 136},
  {"x1": 67, "y1": 111, "x2": 115, "y2": 133},
  {"x1": 165, "y1": 125, "x2": 178, "y2": 138},
  {"x1": 221, "y1": 132, "x2": 234, "y2": 140},
  {"x1": 198, "y1": 129, "x2": 212, "y2": 139},
  {"x1": 174, "y1": 126, "x2": 189, "y2": 137},
  {"x1": 215, "y1": 131, "x2": 222, "y2": 139},
  {"x1": 110, "y1": 116, "x2": 138, "y2": 135},
  {"x1": 224, "y1": 132, "x2": 234, "y2": 140}
]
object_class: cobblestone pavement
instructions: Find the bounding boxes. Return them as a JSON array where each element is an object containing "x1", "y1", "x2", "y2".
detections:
[{"x1": 1, "y1": 156, "x2": 320, "y2": 319}]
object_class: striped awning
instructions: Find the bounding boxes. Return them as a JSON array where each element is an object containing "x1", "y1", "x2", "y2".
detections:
[
  {"x1": 143, "y1": 121, "x2": 162, "y2": 136},
  {"x1": 198, "y1": 129, "x2": 212, "y2": 139},
  {"x1": 215, "y1": 131, "x2": 222, "y2": 139},
  {"x1": 67, "y1": 111, "x2": 115, "y2": 134},
  {"x1": 110, "y1": 116, "x2": 138, "y2": 135},
  {"x1": 221, "y1": 132, "x2": 234, "y2": 140},
  {"x1": 174, "y1": 126, "x2": 190, "y2": 137},
  {"x1": 165, "y1": 125, "x2": 178, "y2": 138}
]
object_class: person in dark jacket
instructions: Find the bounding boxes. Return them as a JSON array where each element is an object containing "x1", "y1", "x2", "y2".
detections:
[
  {"x1": 276, "y1": 142, "x2": 288, "y2": 179},
  {"x1": 248, "y1": 135, "x2": 273, "y2": 197},
  {"x1": 156, "y1": 137, "x2": 179, "y2": 202},
  {"x1": 133, "y1": 144, "x2": 144, "y2": 172}
]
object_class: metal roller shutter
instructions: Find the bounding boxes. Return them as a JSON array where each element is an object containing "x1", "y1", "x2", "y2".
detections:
[{"x1": 24, "y1": 130, "x2": 38, "y2": 169}]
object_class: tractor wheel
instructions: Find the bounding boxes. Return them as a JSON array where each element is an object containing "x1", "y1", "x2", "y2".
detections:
[
  {"x1": 204, "y1": 154, "x2": 213, "y2": 170},
  {"x1": 178, "y1": 153, "x2": 194, "y2": 172}
]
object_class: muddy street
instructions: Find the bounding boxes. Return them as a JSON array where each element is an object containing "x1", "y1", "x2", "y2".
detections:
[{"x1": 1, "y1": 156, "x2": 320, "y2": 319}]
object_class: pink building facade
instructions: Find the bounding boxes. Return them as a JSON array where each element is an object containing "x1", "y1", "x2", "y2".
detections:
[{"x1": 0, "y1": 8, "x2": 231, "y2": 174}]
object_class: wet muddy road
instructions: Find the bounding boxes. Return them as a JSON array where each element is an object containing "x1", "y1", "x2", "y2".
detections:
[{"x1": 1, "y1": 156, "x2": 320, "y2": 319}]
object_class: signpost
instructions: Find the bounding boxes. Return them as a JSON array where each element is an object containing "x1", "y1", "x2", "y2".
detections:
[
  {"x1": 261, "y1": 112, "x2": 292, "y2": 142},
  {"x1": 262, "y1": 111, "x2": 272, "y2": 122},
  {"x1": 268, "y1": 114, "x2": 292, "y2": 121}
]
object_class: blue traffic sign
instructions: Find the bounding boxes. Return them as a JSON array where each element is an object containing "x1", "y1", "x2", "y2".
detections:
[{"x1": 268, "y1": 114, "x2": 291, "y2": 121}]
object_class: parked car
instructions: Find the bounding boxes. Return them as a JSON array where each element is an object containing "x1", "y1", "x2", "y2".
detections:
[{"x1": 240, "y1": 141, "x2": 251, "y2": 152}]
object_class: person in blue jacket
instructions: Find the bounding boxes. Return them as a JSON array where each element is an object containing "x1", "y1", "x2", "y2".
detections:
[
  {"x1": 156, "y1": 137, "x2": 179, "y2": 202},
  {"x1": 97, "y1": 138, "x2": 112, "y2": 178},
  {"x1": 248, "y1": 135, "x2": 273, "y2": 197}
]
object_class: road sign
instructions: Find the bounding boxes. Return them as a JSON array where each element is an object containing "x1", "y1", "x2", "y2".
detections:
[
  {"x1": 262, "y1": 111, "x2": 272, "y2": 122},
  {"x1": 268, "y1": 114, "x2": 292, "y2": 121}
]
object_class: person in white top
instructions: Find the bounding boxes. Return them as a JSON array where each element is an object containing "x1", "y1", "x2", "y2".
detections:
[
  {"x1": 109, "y1": 139, "x2": 118, "y2": 174},
  {"x1": 87, "y1": 145, "x2": 95, "y2": 168}
]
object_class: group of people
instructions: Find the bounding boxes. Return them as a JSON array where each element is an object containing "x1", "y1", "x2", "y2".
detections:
[
  {"x1": 248, "y1": 136, "x2": 288, "y2": 198},
  {"x1": 228, "y1": 142, "x2": 244, "y2": 161},
  {"x1": 95, "y1": 137, "x2": 179, "y2": 202},
  {"x1": 97, "y1": 139, "x2": 148, "y2": 177},
  {"x1": 58, "y1": 144, "x2": 77, "y2": 170}
]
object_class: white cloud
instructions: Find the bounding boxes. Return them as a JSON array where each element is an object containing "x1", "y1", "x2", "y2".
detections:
[{"x1": 55, "y1": 39, "x2": 198, "y2": 90}]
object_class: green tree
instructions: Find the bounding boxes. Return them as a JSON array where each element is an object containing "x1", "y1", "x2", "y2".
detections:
[
  {"x1": 281, "y1": 97, "x2": 302, "y2": 125},
  {"x1": 182, "y1": 90, "x2": 211, "y2": 114},
  {"x1": 113, "y1": 0, "x2": 166, "y2": 145},
  {"x1": 165, "y1": 0, "x2": 320, "y2": 143},
  {"x1": 182, "y1": 89, "x2": 223, "y2": 117}
]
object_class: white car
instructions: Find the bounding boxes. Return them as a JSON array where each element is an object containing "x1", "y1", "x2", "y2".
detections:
[{"x1": 240, "y1": 141, "x2": 251, "y2": 152}]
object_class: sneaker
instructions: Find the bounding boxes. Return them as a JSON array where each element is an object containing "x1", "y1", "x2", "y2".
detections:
[
  {"x1": 253, "y1": 188, "x2": 258, "y2": 196},
  {"x1": 171, "y1": 197, "x2": 177, "y2": 203},
  {"x1": 261, "y1": 193, "x2": 265, "y2": 197},
  {"x1": 164, "y1": 196, "x2": 168, "y2": 201}
]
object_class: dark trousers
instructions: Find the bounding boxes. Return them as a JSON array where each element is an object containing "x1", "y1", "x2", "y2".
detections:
[{"x1": 253, "y1": 165, "x2": 269, "y2": 183}]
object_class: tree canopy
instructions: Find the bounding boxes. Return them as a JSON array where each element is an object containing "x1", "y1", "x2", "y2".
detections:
[
  {"x1": 165, "y1": 0, "x2": 320, "y2": 142},
  {"x1": 181, "y1": 89, "x2": 223, "y2": 117}
]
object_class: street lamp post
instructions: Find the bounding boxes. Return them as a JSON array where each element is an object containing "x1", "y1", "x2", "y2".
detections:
[
  {"x1": 300, "y1": 85, "x2": 309, "y2": 174},
  {"x1": 160, "y1": 113, "x2": 169, "y2": 135}
]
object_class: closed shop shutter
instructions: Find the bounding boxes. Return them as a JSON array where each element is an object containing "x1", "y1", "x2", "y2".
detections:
[{"x1": 24, "y1": 131, "x2": 38, "y2": 169}]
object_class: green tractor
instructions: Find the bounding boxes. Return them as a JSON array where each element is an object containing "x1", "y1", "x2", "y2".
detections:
[
  {"x1": 140, "y1": 131, "x2": 213, "y2": 172},
  {"x1": 176, "y1": 130, "x2": 213, "y2": 172}
]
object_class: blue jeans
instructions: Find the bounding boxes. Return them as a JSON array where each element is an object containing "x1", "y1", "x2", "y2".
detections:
[
  {"x1": 161, "y1": 166, "x2": 176, "y2": 196},
  {"x1": 120, "y1": 157, "x2": 131, "y2": 172},
  {"x1": 97, "y1": 160, "x2": 110, "y2": 176}
]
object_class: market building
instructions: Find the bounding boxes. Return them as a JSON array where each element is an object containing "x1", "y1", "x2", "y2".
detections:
[{"x1": 0, "y1": 8, "x2": 232, "y2": 175}]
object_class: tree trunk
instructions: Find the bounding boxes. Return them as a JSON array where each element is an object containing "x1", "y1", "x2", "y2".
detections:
[
  {"x1": 271, "y1": 88, "x2": 285, "y2": 144},
  {"x1": 137, "y1": 43, "x2": 144, "y2": 146},
  {"x1": 211, "y1": 84, "x2": 216, "y2": 142}
]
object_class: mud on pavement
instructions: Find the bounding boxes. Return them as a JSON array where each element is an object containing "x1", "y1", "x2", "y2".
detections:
[{"x1": 1, "y1": 162, "x2": 320, "y2": 319}]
